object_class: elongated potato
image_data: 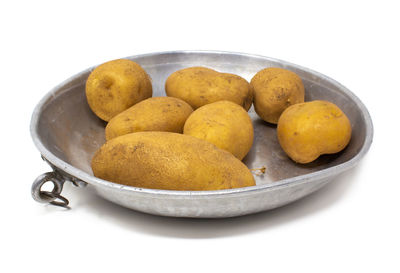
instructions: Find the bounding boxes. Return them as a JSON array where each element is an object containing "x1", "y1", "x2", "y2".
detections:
[
  {"x1": 91, "y1": 132, "x2": 256, "y2": 190},
  {"x1": 165, "y1": 67, "x2": 253, "y2": 110},
  {"x1": 86, "y1": 59, "x2": 152, "y2": 121},
  {"x1": 184, "y1": 101, "x2": 253, "y2": 160},
  {"x1": 105, "y1": 97, "x2": 193, "y2": 140}
]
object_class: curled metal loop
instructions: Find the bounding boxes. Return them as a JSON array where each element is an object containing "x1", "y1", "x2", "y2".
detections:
[
  {"x1": 31, "y1": 172, "x2": 70, "y2": 209},
  {"x1": 41, "y1": 191, "x2": 70, "y2": 208},
  {"x1": 32, "y1": 156, "x2": 87, "y2": 208}
]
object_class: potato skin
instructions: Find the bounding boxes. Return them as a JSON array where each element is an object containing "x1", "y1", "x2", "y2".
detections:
[
  {"x1": 105, "y1": 97, "x2": 193, "y2": 140},
  {"x1": 184, "y1": 101, "x2": 253, "y2": 160},
  {"x1": 165, "y1": 67, "x2": 253, "y2": 111},
  {"x1": 251, "y1": 67, "x2": 305, "y2": 124},
  {"x1": 91, "y1": 132, "x2": 256, "y2": 190},
  {"x1": 277, "y1": 100, "x2": 352, "y2": 163},
  {"x1": 86, "y1": 59, "x2": 152, "y2": 121}
]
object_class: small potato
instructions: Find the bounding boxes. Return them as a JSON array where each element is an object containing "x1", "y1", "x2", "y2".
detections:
[
  {"x1": 165, "y1": 67, "x2": 253, "y2": 111},
  {"x1": 277, "y1": 100, "x2": 352, "y2": 163},
  {"x1": 184, "y1": 101, "x2": 253, "y2": 160},
  {"x1": 251, "y1": 67, "x2": 305, "y2": 124},
  {"x1": 105, "y1": 97, "x2": 193, "y2": 140},
  {"x1": 86, "y1": 59, "x2": 152, "y2": 121},
  {"x1": 91, "y1": 132, "x2": 256, "y2": 190}
]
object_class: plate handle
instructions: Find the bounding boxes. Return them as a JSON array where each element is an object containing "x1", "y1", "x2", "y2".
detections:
[
  {"x1": 31, "y1": 171, "x2": 69, "y2": 208},
  {"x1": 31, "y1": 156, "x2": 87, "y2": 208}
]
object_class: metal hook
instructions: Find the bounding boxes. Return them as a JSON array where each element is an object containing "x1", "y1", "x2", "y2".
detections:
[
  {"x1": 31, "y1": 172, "x2": 70, "y2": 209},
  {"x1": 32, "y1": 156, "x2": 88, "y2": 208}
]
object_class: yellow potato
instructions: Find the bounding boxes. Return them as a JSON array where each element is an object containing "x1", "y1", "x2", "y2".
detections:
[
  {"x1": 184, "y1": 101, "x2": 253, "y2": 160},
  {"x1": 165, "y1": 67, "x2": 253, "y2": 110},
  {"x1": 105, "y1": 97, "x2": 193, "y2": 140},
  {"x1": 86, "y1": 59, "x2": 152, "y2": 121},
  {"x1": 277, "y1": 100, "x2": 352, "y2": 163},
  {"x1": 91, "y1": 132, "x2": 256, "y2": 190},
  {"x1": 251, "y1": 67, "x2": 305, "y2": 124}
]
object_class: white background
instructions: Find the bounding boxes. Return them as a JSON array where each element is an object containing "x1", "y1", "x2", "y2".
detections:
[{"x1": 1, "y1": 0, "x2": 399, "y2": 272}]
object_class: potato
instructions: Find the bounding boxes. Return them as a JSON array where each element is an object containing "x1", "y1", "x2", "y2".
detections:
[
  {"x1": 86, "y1": 59, "x2": 152, "y2": 121},
  {"x1": 165, "y1": 67, "x2": 253, "y2": 111},
  {"x1": 91, "y1": 132, "x2": 256, "y2": 190},
  {"x1": 277, "y1": 100, "x2": 352, "y2": 163},
  {"x1": 251, "y1": 67, "x2": 305, "y2": 124},
  {"x1": 184, "y1": 101, "x2": 253, "y2": 160},
  {"x1": 105, "y1": 97, "x2": 193, "y2": 140}
]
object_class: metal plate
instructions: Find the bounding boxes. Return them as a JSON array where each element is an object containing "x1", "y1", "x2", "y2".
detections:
[{"x1": 30, "y1": 51, "x2": 373, "y2": 217}]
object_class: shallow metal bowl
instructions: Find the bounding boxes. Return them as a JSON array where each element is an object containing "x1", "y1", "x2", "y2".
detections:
[{"x1": 30, "y1": 51, "x2": 373, "y2": 218}]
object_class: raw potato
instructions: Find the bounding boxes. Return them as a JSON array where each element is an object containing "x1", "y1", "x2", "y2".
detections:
[
  {"x1": 86, "y1": 59, "x2": 152, "y2": 121},
  {"x1": 165, "y1": 67, "x2": 253, "y2": 110},
  {"x1": 105, "y1": 97, "x2": 193, "y2": 140},
  {"x1": 92, "y1": 132, "x2": 256, "y2": 190},
  {"x1": 251, "y1": 67, "x2": 305, "y2": 124},
  {"x1": 184, "y1": 101, "x2": 253, "y2": 160},
  {"x1": 277, "y1": 100, "x2": 352, "y2": 163}
]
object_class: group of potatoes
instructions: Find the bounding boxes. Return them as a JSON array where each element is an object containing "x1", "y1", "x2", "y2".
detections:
[{"x1": 86, "y1": 59, "x2": 352, "y2": 191}]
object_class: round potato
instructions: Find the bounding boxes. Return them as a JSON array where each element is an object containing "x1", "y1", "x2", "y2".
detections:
[
  {"x1": 184, "y1": 101, "x2": 253, "y2": 160},
  {"x1": 92, "y1": 132, "x2": 256, "y2": 190},
  {"x1": 86, "y1": 59, "x2": 152, "y2": 121},
  {"x1": 277, "y1": 100, "x2": 352, "y2": 163},
  {"x1": 105, "y1": 97, "x2": 193, "y2": 140},
  {"x1": 165, "y1": 67, "x2": 253, "y2": 111},
  {"x1": 251, "y1": 67, "x2": 305, "y2": 124}
]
